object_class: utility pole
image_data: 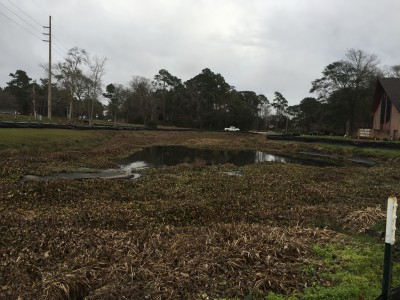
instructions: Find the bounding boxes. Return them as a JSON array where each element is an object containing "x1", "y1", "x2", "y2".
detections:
[
  {"x1": 32, "y1": 80, "x2": 36, "y2": 120},
  {"x1": 42, "y1": 16, "x2": 51, "y2": 120}
]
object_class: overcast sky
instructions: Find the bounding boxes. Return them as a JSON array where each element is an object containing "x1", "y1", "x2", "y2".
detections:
[{"x1": 0, "y1": 0, "x2": 399, "y2": 105}]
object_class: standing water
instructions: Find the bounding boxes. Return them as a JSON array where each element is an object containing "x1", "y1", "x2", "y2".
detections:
[{"x1": 22, "y1": 146, "x2": 371, "y2": 182}]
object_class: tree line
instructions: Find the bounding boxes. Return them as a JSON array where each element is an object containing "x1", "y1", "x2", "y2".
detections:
[
  {"x1": 0, "y1": 47, "x2": 270, "y2": 130},
  {"x1": 289, "y1": 49, "x2": 400, "y2": 135},
  {"x1": 1, "y1": 48, "x2": 399, "y2": 134}
]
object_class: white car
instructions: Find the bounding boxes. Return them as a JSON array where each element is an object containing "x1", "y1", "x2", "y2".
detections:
[{"x1": 224, "y1": 126, "x2": 240, "y2": 131}]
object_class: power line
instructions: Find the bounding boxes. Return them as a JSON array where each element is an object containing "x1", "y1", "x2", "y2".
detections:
[
  {"x1": 1, "y1": 0, "x2": 69, "y2": 55},
  {"x1": 0, "y1": 10, "x2": 43, "y2": 40},
  {"x1": 53, "y1": 47, "x2": 65, "y2": 58},
  {"x1": 53, "y1": 42, "x2": 67, "y2": 55},
  {"x1": 2, "y1": 0, "x2": 82, "y2": 62},
  {"x1": 53, "y1": 35, "x2": 69, "y2": 52},
  {"x1": 6, "y1": 0, "x2": 42, "y2": 27},
  {"x1": 0, "y1": 1, "x2": 42, "y2": 35},
  {"x1": 2, "y1": 0, "x2": 71, "y2": 55}
]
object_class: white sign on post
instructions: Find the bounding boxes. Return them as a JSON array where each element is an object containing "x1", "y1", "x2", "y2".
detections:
[
  {"x1": 358, "y1": 128, "x2": 371, "y2": 138},
  {"x1": 385, "y1": 197, "x2": 398, "y2": 245}
]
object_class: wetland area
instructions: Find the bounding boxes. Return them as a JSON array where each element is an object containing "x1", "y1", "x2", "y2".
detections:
[{"x1": 1, "y1": 129, "x2": 400, "y2": 299}]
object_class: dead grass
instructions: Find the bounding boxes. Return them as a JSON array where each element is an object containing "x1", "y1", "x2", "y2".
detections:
[
  {"x1": 1, "y1": 130, "x2": 399, "y2": 299},
  {"x1": 343, "y1": 205, "x2": 386, "y2": 233},
  {"x1": 0, "y1": 221, "x2": 346, "y2": 299}
]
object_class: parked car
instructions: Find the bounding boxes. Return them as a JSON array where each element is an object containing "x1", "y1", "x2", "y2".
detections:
[{"x1": 224, "y1": 126, "x2": 240, "y2": 131}]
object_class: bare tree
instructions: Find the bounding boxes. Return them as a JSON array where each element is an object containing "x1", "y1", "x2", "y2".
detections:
[
  {"x1": 311, "y1": 49, "x2": 380, "y2": 135},
  {"x1": 53, "y1": 48, "x2": 106, "y2": 124},
  {"x1": 383, "y1": 65, "x2": 400, "y2": 78},
  {"x1": 345, "y1": 49, "x2": 379, "y2": 89},
  {"x1": 53, "y1": 47, "x2": 87, "y2": 120},
  {"x1": 83, "y1": 53, "x2": 106, "y2": 125},
  {"x1": 344, "y1": 49, "x2": 380, "y2": 134}
]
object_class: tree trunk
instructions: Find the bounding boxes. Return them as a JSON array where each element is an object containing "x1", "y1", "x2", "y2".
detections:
[
  {"x1": 345, "y1": 119, "x2": 350, "y2": 136},
  {"x1": 90, "y1": 99, "x2": 95, "y2": 126},
  {"x1": 68, "y1": 99, "x2": 73, "y2": 120},
  {"x1": 162, "y1": 81, "x2": 166, "y2": 122},
  {"x1": 346, "y1": 94, "x2": 357, "y2": 136},
  {"x1": 87, "y1": 100, "x2": 91, "y2": 124}
]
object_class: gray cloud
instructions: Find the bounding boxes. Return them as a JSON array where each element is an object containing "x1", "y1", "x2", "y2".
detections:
[{"x1": 1, "y1": 0, "x2": 399, "y2": 105}]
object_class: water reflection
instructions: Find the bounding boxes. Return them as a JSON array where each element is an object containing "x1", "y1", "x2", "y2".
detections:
[
  {"x1": 21, "y1": 146, "x2": 373, "y2": 182},
  {"x1": 255, "y1": 152, "x2": 289, "y2": 163},
  {"x1": 117, "y1": 146, "x2": 334, "y2": 172}
]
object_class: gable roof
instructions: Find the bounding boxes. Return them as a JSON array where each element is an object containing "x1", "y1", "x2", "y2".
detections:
[{"x1": 372, "y1": 78, "x2": 400, "y2": 113}]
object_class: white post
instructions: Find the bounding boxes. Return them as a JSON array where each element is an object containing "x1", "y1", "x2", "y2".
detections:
[
  {"x1": 382, "y1": 197, "x2": 398, "y2": 299},
  {"x1": 385, "y1": 197, "x2": 398, "y2": 245}
]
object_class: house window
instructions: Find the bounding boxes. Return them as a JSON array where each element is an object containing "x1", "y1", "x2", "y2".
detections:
[
  {"x1": 380, "y1": 93, "x2": 386, "y2": 125},
  {"x1": 386, "y1": 96, "x2": 392, "y2": 123},
  {"x1": 379, "y1": 92, "x2": 391, "y2": 125}
]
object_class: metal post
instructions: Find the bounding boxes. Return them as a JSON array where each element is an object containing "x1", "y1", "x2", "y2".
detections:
[{"x1": 382, "y1": 197, "x2": 398, "y2": 299}]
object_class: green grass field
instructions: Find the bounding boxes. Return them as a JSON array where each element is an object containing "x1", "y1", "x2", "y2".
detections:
[{"x1": 0, "y1": 128, "x2": 114, "y2": 155}]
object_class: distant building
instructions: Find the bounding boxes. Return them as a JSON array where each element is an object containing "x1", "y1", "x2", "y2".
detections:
[{"x1": 372, "y1": 78, "x2": 400, "y2": 140}]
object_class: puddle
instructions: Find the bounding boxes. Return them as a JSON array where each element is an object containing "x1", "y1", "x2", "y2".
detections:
[
  {"x1": 21, "y1": 170, "x2": 141, "y2": 182},
  {"x1": 21, "y1": 147, "x2": 372, "y2": 182},
  {"x1": 117, "y1": 146, "x2": 336, "y2": 170}
]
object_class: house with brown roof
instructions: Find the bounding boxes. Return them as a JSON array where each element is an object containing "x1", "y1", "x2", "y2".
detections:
[{"x1": 372, "y1": 78, "x2": 400, "y2": 140}]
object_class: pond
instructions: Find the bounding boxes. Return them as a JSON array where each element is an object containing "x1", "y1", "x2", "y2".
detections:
[
  {"x1": 117, "y1": 146, "x2": 337, "y2": 172},
  {"x1": 21, "y1": 146, "x2": 372, "y2": 182}
]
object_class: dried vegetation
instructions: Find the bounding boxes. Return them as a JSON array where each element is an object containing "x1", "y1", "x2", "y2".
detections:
[{"x1": 1, "y1": 131, "x2": 400, "y2": 299}]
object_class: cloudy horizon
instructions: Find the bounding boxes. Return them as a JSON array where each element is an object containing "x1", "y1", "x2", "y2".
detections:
[{"x1": 1, "y1": 0, "x2": 399, "y2": 105}]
